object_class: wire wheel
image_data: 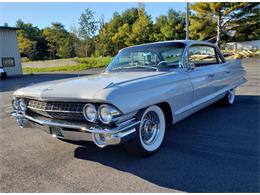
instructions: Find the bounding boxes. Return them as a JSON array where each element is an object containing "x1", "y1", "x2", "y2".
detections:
[
  {"x1": 140, "y1": 111, "x2": 160, "y2": 146},
  {"x1": 138, "y1": 105, "x2": 166, "y2": 152}
]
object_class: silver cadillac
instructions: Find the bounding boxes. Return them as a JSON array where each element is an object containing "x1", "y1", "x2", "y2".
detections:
[{"x1": 11, "y1": 40, "x2": 246, "y2": 156}]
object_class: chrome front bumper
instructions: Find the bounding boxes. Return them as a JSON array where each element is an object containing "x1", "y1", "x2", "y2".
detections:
[{"x1": 11, "y1": 111, "x2": 139, "y2": 147}]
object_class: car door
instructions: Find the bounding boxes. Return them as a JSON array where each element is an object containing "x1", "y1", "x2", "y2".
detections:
[
  {"x1": 186, "y1": 45, "x2": 218, "y2": 107},
  {"x1": 209, "y1": 49, "x2": 230, "y2": 94}
]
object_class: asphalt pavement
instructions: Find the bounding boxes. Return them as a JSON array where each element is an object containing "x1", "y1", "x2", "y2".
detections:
[{"x1": 0, "y1": 58, "x2": 259, "y2": 192}]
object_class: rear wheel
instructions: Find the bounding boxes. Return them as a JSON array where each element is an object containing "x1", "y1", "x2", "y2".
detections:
[
  {"x1": 220, "y1": 88, "x2": 236, "y2": 106},
  {"x1": 124, "y1": 105, "x2": 166, "y2": 157}
]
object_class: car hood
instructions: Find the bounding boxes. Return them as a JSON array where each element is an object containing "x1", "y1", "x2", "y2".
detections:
[{"x1": 14, "y1": 71, "x2": 166, "y2": 101}]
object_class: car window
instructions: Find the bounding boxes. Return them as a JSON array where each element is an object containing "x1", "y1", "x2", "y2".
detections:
[
  {"x1": 188, "y1": 45, "x2": 218, "y2": 67},
  {"x1": 107, "y1": 43, "x2": 185, "y2": 72},
  {"x1": 160, "y1": 48, "x2": 183, "y2": 67},
  {"x1": 116, "y1": 51, "x2": 159, "y2": 67}
]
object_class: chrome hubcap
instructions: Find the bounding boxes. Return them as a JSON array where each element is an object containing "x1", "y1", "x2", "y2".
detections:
[
  {"x1": 228, "y1": 89, "x2": 235, "y2": 103},
  {"x1": 140, "y1": 111, "x2": 160, "y2": 145}
]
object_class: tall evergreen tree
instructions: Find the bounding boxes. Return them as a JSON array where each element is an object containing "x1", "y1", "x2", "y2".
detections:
[
  {"x1": 190, "y1": 2, "x2": 260, "y2": 46},
  {"x1": 153, "y1": 9, "x2": 186, "y2": 41},
  {"x1": 127, "y1": 3, "x2": 153, "y2": 45}
]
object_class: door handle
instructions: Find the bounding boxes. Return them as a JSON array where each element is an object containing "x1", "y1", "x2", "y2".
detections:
[
  {"x1": 208, "y1": 74, "x2": 215, "y2": 77},
  {"x1": 225, "y1": 71, "x2": 230, "y2": 74}
]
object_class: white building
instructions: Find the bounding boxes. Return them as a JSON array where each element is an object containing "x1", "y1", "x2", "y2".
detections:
[{"x1": 0, "y1": 26, "x2": 22, "y2": 77}]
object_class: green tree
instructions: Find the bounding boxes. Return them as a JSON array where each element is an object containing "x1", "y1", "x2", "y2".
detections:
[
  {"x1": 16, "y1": 19, "x2": 46, "y2": 60},
  {"x1": 121, "y1": 8, "x2": 139, "y2": 26},
  {"x1": 43, "y1": 22, "x2": 75, "y2": 59},
  {"x1": 96, "y1": 12, "x2": 123, "y2": 56},
  {"x1": 127, "y1": 3, "x2": 153, "y2": 45},
  {"x1": 17, "y1": 34, "x2": 37, "y2": 60},
  {"x1": 58, "y1": 32, "x2": 77, "y2": 58},
  {"x1": 190, "y1": 2, "x2": 260, "y2": 46},
  {"x1": 227, "y1": 3, "x2": 260, "y2": 41},
  {"x1": 153, "y1": 9, "x2": 186, "y2": 41},
  {"x1": 78, "y1": 8, "x2": 98, "y2": 57},
  {"x1": 189, "y1": 13, "x2": 216, "y2": 41},
  {"x1": 112, "y1": 23, "x2": 131, "y2": 49}
]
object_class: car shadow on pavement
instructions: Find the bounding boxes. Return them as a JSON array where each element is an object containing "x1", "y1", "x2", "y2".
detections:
[
  {"x1": 0, "y1": 73, "x2": 88, "y2": 93},
  {"x1": 73, "y1": 95, "x2": 260, "y2": 192}
]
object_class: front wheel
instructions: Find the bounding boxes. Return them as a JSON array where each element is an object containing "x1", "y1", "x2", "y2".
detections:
[{"x1": 124, "y1": 105, "x2": 166, "y2": 157}]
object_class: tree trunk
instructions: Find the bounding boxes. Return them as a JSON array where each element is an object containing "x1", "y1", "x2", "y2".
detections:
[
  {"x1": 85, "y1": 42, "x2": 88, "y2": 57},
  {"x1": 216, "y1": 14, "x2": 221, "y2": 47}
]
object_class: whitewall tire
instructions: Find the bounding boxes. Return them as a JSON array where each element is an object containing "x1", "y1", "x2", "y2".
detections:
[
  {"x1": 124, "y1": 105, "x2": 166, "y2": 157},
  {"x1": 220, "y1": 88, "x2": 236, "y2": 106}
]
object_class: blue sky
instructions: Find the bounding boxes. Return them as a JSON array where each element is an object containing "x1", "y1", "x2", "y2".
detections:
[{"x1": 0, "y1": 2, "x2": 186, "y2": 31}]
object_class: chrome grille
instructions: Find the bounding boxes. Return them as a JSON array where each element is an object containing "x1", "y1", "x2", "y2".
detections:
[{"x1": 27, "y1": 99, "x2": 85, "y2": 120}]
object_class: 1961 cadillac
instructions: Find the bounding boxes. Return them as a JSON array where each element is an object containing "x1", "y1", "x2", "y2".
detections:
[{"x1": 11, "y1": 40, "x2": 246, "y2": 156}]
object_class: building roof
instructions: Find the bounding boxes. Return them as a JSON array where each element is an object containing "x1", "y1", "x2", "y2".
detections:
[{"x1": 0, "y1": 26, "x2": 19, "y2": 31}]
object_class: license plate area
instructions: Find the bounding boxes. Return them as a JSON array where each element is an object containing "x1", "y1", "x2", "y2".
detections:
[{"x1": 50, "y1": 126, "x2": 64, "y2": 138}]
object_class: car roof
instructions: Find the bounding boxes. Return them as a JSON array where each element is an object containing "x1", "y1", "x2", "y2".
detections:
[{"x1": 121, "y1": 40, "x2": 217, "y2": 52}]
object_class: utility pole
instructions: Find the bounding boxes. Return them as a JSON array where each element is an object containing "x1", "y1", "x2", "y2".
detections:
[{"x1": 186, "y1": 2, "x2": 189, "y2": 40}]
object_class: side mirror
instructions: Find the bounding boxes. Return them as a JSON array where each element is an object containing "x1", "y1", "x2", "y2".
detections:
[{"x1": 188, "y1": 62, "x2": 196, "y2": 70}]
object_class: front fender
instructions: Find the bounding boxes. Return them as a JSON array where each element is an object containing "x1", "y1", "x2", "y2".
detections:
[{"x1": 94, "y1": 71, "x2": 193, "y2": 117}]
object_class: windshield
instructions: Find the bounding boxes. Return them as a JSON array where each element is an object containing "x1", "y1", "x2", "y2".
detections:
[{"x1": 107, "y1": 43, "x2": 185, "y2": 72}]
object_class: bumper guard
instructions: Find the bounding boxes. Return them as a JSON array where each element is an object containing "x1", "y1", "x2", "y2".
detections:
[{"x1": 11, "y1": 111, "x2": 139, "y2": 147}]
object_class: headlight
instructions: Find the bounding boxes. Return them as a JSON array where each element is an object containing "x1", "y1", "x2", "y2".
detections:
[
  {"x1": 18, "y1": 99, "x2": 27, "y2": 112},
  {"x1": 83, "y1": 103, "x2": 97, "y2": 122},
  {"x1": 12, "y1": 98, "x2": 19, "y2": 110},
  {"x1": 98, "y1": 105, "x2": 120, "y2": 124}
]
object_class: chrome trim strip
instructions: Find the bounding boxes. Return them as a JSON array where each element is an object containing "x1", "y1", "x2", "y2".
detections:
[
  {"x1": 174, "y1": 78, "x2": 247, "y2": 115},
  {"x1": 116, "y1": 118, "x2": 136, "y2": 127},
  {"x1": 28, "y1": 106, "x2": 83, "y2": 114},
  {"x1": 11, "y1": 112, "x2": 140, "y2": 135}
]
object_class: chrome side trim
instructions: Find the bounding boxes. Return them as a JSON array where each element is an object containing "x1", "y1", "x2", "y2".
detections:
[{"x1": 175, "y1": 77, "x2": 247, "y2": 115}]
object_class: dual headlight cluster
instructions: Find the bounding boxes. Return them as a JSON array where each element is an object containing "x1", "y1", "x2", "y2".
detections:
[
  {"x1": 12, "y1": 98, "x2": 119, "y2": 125},
  {"x1": 83, "y1": 104, "x2": 120, "y2": 124},
  {"x1": 12, "y1": 98, "x2": 27, "y2": 112}
]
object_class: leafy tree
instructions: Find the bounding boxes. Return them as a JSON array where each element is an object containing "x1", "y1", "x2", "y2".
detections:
[
  {"x1": 16, "y1": 19, "x2": 46, "y2": 60},
  {"x1": 17, "y1": 34, "x2": 37, "y2": 59},
  {"x1": 153, "y1": 9, "x2": 186, "y2": 41},
  {"x1": 112, "y1": 23, "x2": 131, "y2": 50},
  {"x1": 121, "y1": 8, "x2": 139, "y2": 26},
  {"x1": 15, "y1": 3, "x2": 259, "y2": 60},
  {"x1": 190, "y1": 2, "x2": 260, "y2": 46},
  {"x1": 96, "y1": 12, "x2": 123, "y2": 56},
  {"x1": 95, "y1": 27, "x2": 113, "y2": 56},
  {"x1": 43, "y1": 22, "x2": 76, "y2": 59},
  {"x1": 78, "y1": 8, "x2": 98, "y2": 57},
  {"x1": 228, "y1": 3, "x2": 260, "y2": 41},
  {"x1": 189, "y1": 13, "x2": 216, "y2": 41},
  {"x1": 127, "y1": 3, "x2": 153, "y2": 45},
  {"x1": 58, "y1": 32, "x2": 77, "y2": 58}
]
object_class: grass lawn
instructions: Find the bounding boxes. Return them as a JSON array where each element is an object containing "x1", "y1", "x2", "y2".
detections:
[{"x1": 23, "y1": 57, "x2": 112, "y2": 73}]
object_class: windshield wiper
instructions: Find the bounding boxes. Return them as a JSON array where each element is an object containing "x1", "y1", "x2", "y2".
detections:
[{"x1": 113, "y1": 65, "x2": 159, "y2": 71}]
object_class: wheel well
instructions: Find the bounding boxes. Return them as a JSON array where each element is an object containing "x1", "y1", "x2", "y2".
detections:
[{"x1": 157, "y1": 102, "x2": 173, "y2": 125}]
